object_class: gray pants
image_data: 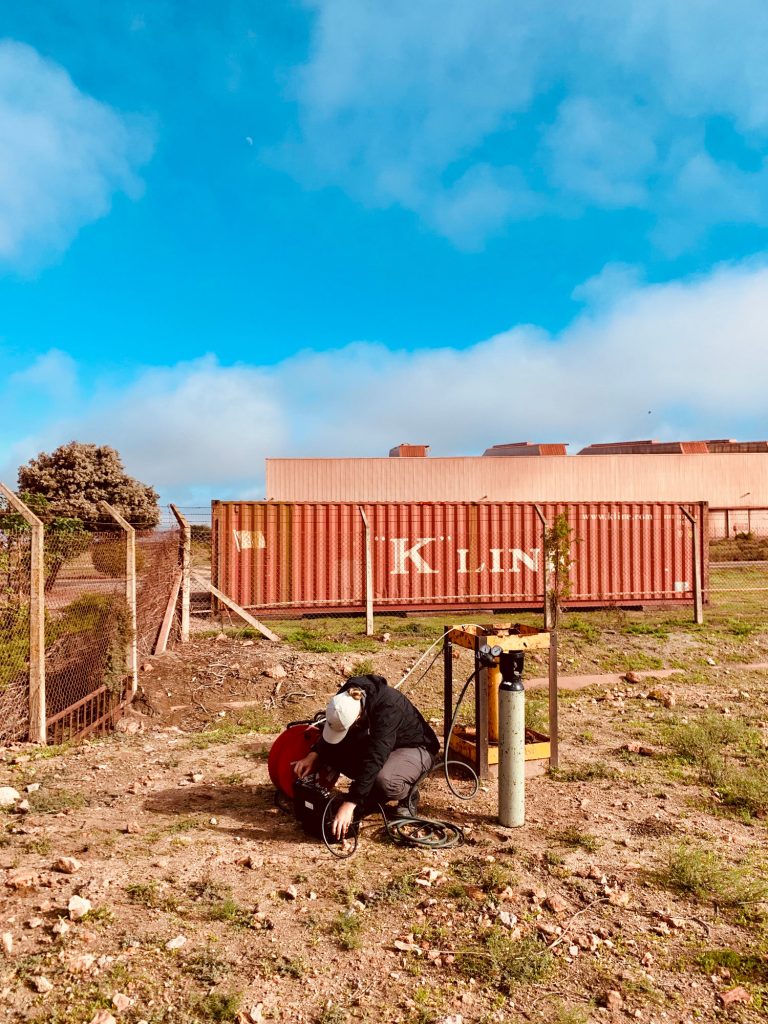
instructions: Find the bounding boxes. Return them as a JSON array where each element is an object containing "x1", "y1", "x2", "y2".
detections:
[{"x1": 373, "y1": 746, "x2": 434, "y2": 802}]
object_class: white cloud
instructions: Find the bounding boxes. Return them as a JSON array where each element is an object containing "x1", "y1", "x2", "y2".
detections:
[
  {"x1": 0, "y1": 40, "x2": 153, "y2": 270},
  {"x1": 5, "y1": 258, "x2": 768, "y2": 499},
  {"x1": 281, "y1": 1, "x2": 768, "y2": 246}
]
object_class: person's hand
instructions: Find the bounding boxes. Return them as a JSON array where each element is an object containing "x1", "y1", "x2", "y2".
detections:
[
  {"x1": 291, "y1": 751, "x2": 319, "y2": 779},
  {"x1": 332, "y1": 800, "x2": 357, "y2": 839}
]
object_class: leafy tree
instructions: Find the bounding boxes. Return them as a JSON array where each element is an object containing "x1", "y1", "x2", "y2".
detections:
[{"x1": 18, "y1": 442, "x2": 160, "y2": 529}]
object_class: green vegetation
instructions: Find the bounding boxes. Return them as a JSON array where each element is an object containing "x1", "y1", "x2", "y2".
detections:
[
  {"x1": 30, "y1": 787, "x2": 88, "y2": 814},
  {"x1": 452, "y1": 856, "x2": 515, "y2": 895},
  {"x1": 184, "y1": 949, "x2": 232, "y2": 986},
  {"x1": 350, "y1": 657, "x2": 375, "y2": 676},
  {"x1": 696, "y1": 947, "x2": 768, "y2": 985},
  {"x1": 206, "y1": 898, "x2": 255, "y2": 929},
  {"x1": 329, "y1": 909, "x2": 363, "y2": 950},
  {"x1": 185, "y1": 709, "x2": 278, "y2": 748},
  {"x1": 665, "y1": 713, "x2": 768, "y2": 818},
  {"x1": 549, "y1": 761, "x2": 619, "y2": 783},
  {"x1": 654, "y1": 842, "x2": 768, "y2": 906},
  {"x1": 551, "y1": 826, "x2": 601, "y2": 852},
  {"x1": 194, "y1": 991, "x2": 242, "y2": 1022},
  {"x1": 456, "y1": 929, "x2": 553, "y2": 991}
]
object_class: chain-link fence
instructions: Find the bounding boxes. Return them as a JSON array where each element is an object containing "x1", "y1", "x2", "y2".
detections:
[
  {"x1": 0, "y1": 494, "x2": 32, "y2": 743},
  {"x1": 708, "y1": 508, "x2": 768, "y2": 614},
  {"x1": 0, "y1": 488, "x2": 189, "y2": 746}
]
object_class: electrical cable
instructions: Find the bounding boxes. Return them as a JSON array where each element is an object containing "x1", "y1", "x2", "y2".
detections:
[
  {"x1": 442, "y1": 665, "x2": 481, "y2": 800},
  {"x1": 394, "y1": 629, "x2": 455, "y2": 690}
]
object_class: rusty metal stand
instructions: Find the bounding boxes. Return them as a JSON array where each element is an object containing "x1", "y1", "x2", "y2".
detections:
[{"x1": 443, "y1": 624, "x2": 558, "y2": 778}]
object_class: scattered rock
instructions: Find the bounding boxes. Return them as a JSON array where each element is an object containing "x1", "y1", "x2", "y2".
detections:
[
  {"x1": 52, "y1": 919, "x2": 70, "y2": 937},
  {"x1": 0, "y1": 787, "x2": 20, "y2": 809},
  {"x1": 264, "y1": 664, "x2": 287, "y2": 680},
  {"x1": 6, "y1": 869, "x2": 42, "y2": 890},
  {"x1": 68, "y1": 895, "x2": 92, "y2": 920},
  {"x1": 53, "y1": 857, "x2": 82, "y2": 875},
  {"x1": 112, "y1": 992, "x2": 134, "y2": 1012},
  {"x1": 13, "y1": 799, "x2": 30, "y2": 814},
  {"x1": 69, "y1": 953, "x2": 97, "y2": 973},
  {"x1": 621, "y1": 743, "x2": 656, "y2": 756},
  {"x1": 498, "y1": 910, "x2": 518, "y2": 929},
  {"x1": 544, "y1": 894, "x2": 568, "y2": 915},
  {"x1": 89, "y1": 1012, "x2": 117, "y2": 1024},
  {"x1": 214, "y1": 632, "x2": 230, "y2": 642},
  {"x1": 718, "y1": 986, "x2": 751, "y2": 1008},
  {"x1": 32, "y1": 976, "x2": 54, "y2": 994},
  {"x1": 26, "y1": 783, "x2": 41, "y2": 794},
  {"x1": 1, "y1": 932, "x2": 13, "y2": 954},
  {"x1": 123, "y1": 821, "x2": 141, "y2": 834},
  {"x1": 706, "y1": 657, "x2": 716, "y2": 667},
  {"x1": 141, "y1": 661, "x2": 154, "y2": 673},
  {"x1": 648, "y1": 687, "x2": 675, "y2": 709},
  {"x1": 25, "y1": 917, "x2": 45, "y2": 929},
  {"x1": 603, "y1": 990, "x2": 624, "y2": 1011},
  {"x1": 165, "y1": 934, "x2": 186, "y2": 950},
  {"x1": 190, "y1": 772, "x2": 204, "y2": 784},
  {"x1": 115, "y1": 717, "x2": 142, "y2": 735},
  {"x1": 280, "y1": 885, "x2": 298, "y2": 901}
]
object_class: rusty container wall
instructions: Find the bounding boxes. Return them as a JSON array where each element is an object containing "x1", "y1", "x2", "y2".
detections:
[{"x1": 212, "y1": 501, "x2": 708, "y2": 615}]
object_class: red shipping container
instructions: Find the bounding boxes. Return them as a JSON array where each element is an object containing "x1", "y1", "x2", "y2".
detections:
[{"x1": 211, "y1": 501, "x2": 708, "y2": 615}]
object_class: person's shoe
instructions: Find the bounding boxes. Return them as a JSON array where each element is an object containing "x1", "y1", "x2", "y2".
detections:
[{"x1": 394, "y1": 786, "x2": 421, "y2": 818}]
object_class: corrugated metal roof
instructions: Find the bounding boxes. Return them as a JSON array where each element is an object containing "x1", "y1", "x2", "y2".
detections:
[{"x1": 265, "y1": 452, "x2": 768, "y2": 505}]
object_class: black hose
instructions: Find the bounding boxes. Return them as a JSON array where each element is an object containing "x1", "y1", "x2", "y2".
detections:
[{"x1": 442, "y1": 666, "x2": 481, "y2": 800}]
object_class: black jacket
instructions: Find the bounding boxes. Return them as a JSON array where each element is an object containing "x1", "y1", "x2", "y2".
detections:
[{"x1": 314, "y1": 675, "x2": 440, "y2": 805}]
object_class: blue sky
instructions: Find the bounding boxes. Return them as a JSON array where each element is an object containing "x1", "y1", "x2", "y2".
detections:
[{"x1": 1, "y1": 1, "x2": 768, "y2": 502}]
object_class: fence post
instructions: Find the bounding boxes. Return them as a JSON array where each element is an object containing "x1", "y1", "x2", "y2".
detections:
[
  {"x1": 359, "y1": 506, "x2": 374, "y2": 637},
  {"x1": 100, "y1": 501, "x2": 138, "y2": 696},
  {"x1": 534, "y1": 505, "x2": 553, "y2": 630},
  {"x1": 0, "y1": 483, "x2": 46, "y2": 744},
  {"x1": 680, "y1": 505, "x2": 704, "y2": 625},
  {"x1": 169, "y1": 504, "x2": 191, "y2": 643}
]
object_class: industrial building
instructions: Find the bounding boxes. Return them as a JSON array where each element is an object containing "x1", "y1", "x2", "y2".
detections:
[{"x1": 265, "y1": 440, "x2": 768, "y2": 539}]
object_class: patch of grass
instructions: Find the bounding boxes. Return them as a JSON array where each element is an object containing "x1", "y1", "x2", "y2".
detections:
[
  {"x1": 195, "y1": 991, "x2": 242, "y2": 1022},
  {"x1": 184, "y1": 949, "x2": 231, "y2": 985},
  {"x1": 526, "y1": 695, "x2": 549, "y2": 734},
  {"x1": 83, "y1": 906, "x2": 113, "y2": 924},
  {"x1": 696, "y1": 947, "x2": 768, "y2": 985},
  {"x1": 22, "y1": 836, "x2": 52, "y2": 856},
  {"x1": 456, "y1": 929, "x2": 553, "y2": 992},
  {"x1": 315, "y1": 1006, "x2": 347, "y2": 1024},
  {"x1": 329, "y1": 909, "x2": 362, "y2": 950},
  {"x1": 124, "y1": 880, "x2": 179, "y2": 912},
  {"x1": 30, "y1": 788, "x2": 88, "y2": 813},
  {"x1": 566, "y1": 618, "x2": 600, "y2": 642},
  {"x1": 375, "y1": 872, "x2": 419, "y2": 903},
  {"x1": 551, "y1": 826, "x2": 601, "y2": 852},
  {"x1": 665, "y1": 713, "x2": 768, "y2": 817},
  {"x1": 185, "y1": 709, "x2": 277, "y2": 748},
  {"x1": 548, "y1": 761, "x2": 619, "y2": 783},
  {"x1": 546, "y1": 1000, "x2": 591, "y2": 1024},
  {"x1": 655, "y1": 842, "x2": 768, "y2": 907},
  {"x1": 623, "y1": 622, "x2": 669, "y2": 639},
  {"x1": 350, "y1": 657, "x2": 375, "y2": 676},
  {"x1": 452, "y1": 857, "x2": 515, "y2": 895},
  {"x1": 206, "y1": 898, "x2": 255, "y2": 929}
]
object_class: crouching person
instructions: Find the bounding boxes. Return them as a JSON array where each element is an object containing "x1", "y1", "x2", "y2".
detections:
[{"x1": 292, "y1": 674, "x2": 440, "y2": 839}]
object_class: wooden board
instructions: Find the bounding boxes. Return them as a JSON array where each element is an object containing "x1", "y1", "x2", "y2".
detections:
[
  {"x1": 192, "y1": 574, "x2": 279, "y2": 642},
  {"x1": 448, "y1": 624, "x2": 551, "y2": 652}
]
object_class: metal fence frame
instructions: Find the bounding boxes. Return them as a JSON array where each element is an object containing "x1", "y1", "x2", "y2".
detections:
[{"x1": 0, "y1": 486, "x2": 192, "y2": 746}]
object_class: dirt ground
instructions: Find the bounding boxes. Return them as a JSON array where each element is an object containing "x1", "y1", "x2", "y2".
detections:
[{"x1": 2, "y1": 612, "x2": 768, "y2": 1024}]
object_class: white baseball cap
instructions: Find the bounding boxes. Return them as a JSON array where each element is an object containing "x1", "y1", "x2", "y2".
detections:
[{"x1": 322, "y1": 691, "x2": 362, "y2": 744}]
